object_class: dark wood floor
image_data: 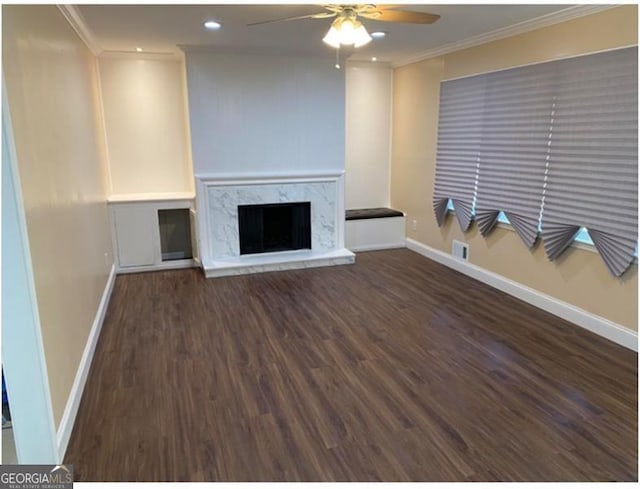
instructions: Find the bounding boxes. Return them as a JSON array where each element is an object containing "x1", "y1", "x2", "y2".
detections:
[{"x1": 65, "y1": 249, "x2": 638, "y2": 481}]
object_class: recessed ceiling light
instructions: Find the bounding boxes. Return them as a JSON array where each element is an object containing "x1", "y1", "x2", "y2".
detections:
[
  {"x1": 371, "y1": 31, "x2": 387, "y2": 39},
  {"x1": 371, "y1": 57, "x2": 377, "y2": 62},
  {"x1": 136, "y1": 47, "x2": 143, "y2": 52},
  {"x1": 204, "y1": 20, "x2": 222, "y2": 31}
]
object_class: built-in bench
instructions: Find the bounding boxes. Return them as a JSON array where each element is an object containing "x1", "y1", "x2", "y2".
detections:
[
  {"x1": 345, "y1": 207, "x2": 406, "y2": 252},
  {"x1": 346, "y1": 208, "x2": 405, "y2": 220}
]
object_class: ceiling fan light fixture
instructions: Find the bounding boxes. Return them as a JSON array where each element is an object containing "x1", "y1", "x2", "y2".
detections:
[
  {"x1": 338, "y1": 17, "x2": 357, "y2": 45},
  {"x1": 353, "y1": 24, "x2": 372, "y2": 48},
  {"x1": 322, "y1": 24, "x2": 341, "y2": 48},
  {"x1": 322, "y1": 16, "x2": 372, "y2": 49}
]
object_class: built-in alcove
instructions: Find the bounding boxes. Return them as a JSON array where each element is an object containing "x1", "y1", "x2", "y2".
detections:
[
  {"x1": 108, "y1": 195, "x2": 196, "y2": 273},
  {"x1": 238, "y1": 202, "x2": 311, "y2": 255},
  {"x1": 158, "y1": 208, "x2": 193, "y2": 261}
]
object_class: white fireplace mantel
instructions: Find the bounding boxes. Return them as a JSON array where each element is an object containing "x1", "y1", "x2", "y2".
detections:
[{"x1": 194, "y1": 171, "x2": 355, "y2": 278}]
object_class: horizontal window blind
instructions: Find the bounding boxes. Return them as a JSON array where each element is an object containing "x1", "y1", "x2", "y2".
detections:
[
  {"x1": 432, "y1": 46, "x2": 638, "y2": 276},
  {"x1": 433, "y1": 75, "x2": 485, "y2": 231},
  {"x1": 541, "y1": 47, "x2": 638, "y2": 276},
  {"x1": 475, "y1": 64, "x2": 555, "y2": 247}
]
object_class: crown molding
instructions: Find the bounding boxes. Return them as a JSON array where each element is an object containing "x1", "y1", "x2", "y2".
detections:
[
  {"x1": 57, "y1": 5, "x2": 103, "y2": 56},
  {"x1": 346, "y1": 59, "x2": 392, "y2": 69},
  {"x1": 98, "y1": 51, "x2": 182, "y2": 61},
  {"x1": 393, "y1": 5, "x2": 618, "y2": 68},
  {"x1": 178, "y1": 44, "x2": 333, "y2": 60}
]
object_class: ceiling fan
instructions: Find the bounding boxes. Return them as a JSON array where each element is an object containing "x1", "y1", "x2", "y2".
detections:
[{"x1": 248, "y1": 4, "x2": 440, "y2": 49}]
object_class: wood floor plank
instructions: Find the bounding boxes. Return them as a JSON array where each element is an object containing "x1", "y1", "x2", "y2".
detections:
[{"x1": 65, "y1": 249, "x2": 638, "y2": 481}]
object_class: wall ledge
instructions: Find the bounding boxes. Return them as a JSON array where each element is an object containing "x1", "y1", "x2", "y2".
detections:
[
  {"x1": 406, "y1": 238, "x2": 638, "y2": 352},
  {"x1": 194, "y1": 170, "x2": 345, "y2": 183},
  {"x1": 107, "y1": 192, "x2": 194, "y2": 203}
]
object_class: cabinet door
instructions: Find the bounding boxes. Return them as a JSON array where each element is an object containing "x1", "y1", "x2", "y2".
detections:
[{"x1": 113, "y1": 205, "x2": 157, "y2": 267}]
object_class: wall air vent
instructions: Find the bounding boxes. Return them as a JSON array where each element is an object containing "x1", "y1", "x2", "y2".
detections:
[{"x1": 452, "y1": 240, "x2": 469, "y2": 261}]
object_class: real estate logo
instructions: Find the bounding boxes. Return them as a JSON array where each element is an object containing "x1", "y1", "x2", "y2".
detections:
[{"x1": 0, "y1": 465, "x2": 73, "y2": 489}]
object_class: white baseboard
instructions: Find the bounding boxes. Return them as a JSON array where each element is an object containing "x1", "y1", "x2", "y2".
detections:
[
  {"x1": 406, "y1": 238, "x2": 638, "y2": 352},
  {"x1": 116, "y1": 259, "x2": 196, "y2": 274},
  {"x1": 56, "y1": 264, "x2": 117, "y2": 461},
  {"x1": 349, "y1": 242, "x2": 406, "y2": 252}
]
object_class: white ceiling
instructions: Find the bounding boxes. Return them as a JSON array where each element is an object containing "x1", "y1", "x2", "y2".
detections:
[{"x1": 77, "y1": 4, "x2": 577, "y2": 64}]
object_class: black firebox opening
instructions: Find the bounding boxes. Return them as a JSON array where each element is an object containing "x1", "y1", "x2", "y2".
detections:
[{"x1": 238, "y1": 202, "x2": 311, "y2": 255}]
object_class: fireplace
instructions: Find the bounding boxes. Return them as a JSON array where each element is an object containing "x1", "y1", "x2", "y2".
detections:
[
  {"x1": 238, "y1": 202, "x2": 311, "y2": 255},
  {"x1": 195, "y1": 172, "x2": 354, "y2": 277}
]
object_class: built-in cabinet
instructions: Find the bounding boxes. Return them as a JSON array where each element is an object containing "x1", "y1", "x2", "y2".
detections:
[{"x1": 108, "y1": 194, "x2": 197, "y2": 273}]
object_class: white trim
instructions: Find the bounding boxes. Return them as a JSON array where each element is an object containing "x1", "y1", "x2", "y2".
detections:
[
  {"x1": 349, "y1": 243, "x2": 406, "y2": 252},
  {"x1": 94, "y1": 57, "x2": 114, "y2": 195},
  {"x1": 198, "y1": 175, "x2": 342, "y2": 187},
  {"x1": 393, "y1": 5, "x2": 617, "y2": 68},
  {"x1": 56, "y1": 264, "x2": 117, "y2": 460},
  {"x1": 58, "y1": 7, "x2": 179, "y2": 63},
  {"x1": 180, "y1": 56, "x2": 196, "y2": 195},
  {"x1": 2, "y1": 78, "x2": 59, "y2": 463},
  {"x1": 406, "y1": 238, "x2": 638, "y2": 352},
  {"x1": 57, "y1": 5, "x2": 103, "y2": 57},
  {"x1": 195, "y1": 176, "x2": 211, "y2": 264},
  {"x1": 117, "y1": 259, "x2": 197, "y2": 275},
  {"x1": 107, "y1": 192, "x2": 195, "y2": 204},
  {"x1": 346, "y1": 60, "x2": 392, "y2": 69},
  {"x1": 98, "y1": 51, "x2": 181, "y2": 61},
  {"x1": 386, "y1": 66, "x2": 394, "y2": 208},
  {"x1": 195, "y1": 170, "x2": 345, "y2": 184},
  {"x1": 335, "y1": 173, "x2": 346, "y2": 250},
  {"x1": 571, "y1": 240, "x2": 599, "y2": 255},
  {"x1": 178, "y1": 44, "x2": 330, "y2": 60}
]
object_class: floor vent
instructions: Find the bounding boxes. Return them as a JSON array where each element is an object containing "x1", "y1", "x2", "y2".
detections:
[{"x1": 452, "y1": 240, "x2": 469, "y2": 261}]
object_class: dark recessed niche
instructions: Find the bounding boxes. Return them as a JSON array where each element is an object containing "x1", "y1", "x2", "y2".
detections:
[
  {"x1": 238, "y1": 202, "x2": 311, "y2": 255},
  {"x1": 158, "y1": 208, "x2": 193, "y2": 261}
]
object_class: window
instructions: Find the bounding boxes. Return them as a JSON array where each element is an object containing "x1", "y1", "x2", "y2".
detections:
[
  {"x1": 448, "y1": 201, "x2": 638, "y2": 257},
  {"x1": 433, "y1": 47, "x2": 638, "y2": 276}
]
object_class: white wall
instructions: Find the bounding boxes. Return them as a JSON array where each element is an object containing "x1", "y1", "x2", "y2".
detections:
[
  {"x1": 185, "y1": 52, "x2": 345, "y2": 176},
  {"x1": 98, "y1": 56, "x2": 193, "y2": 196},
  {"x1": 3, "y1": 5, "x2": 113, "y2": 430},
  {"x1": 345, "y1": 61, "x2": 393, "y2": 209}
]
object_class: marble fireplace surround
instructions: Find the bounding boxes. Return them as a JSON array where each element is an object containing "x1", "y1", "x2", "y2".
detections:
[{"x1": 195, "y1": 171, "x2": 355, "y2": 278}]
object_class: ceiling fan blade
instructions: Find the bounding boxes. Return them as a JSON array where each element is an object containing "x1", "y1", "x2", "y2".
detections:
[
  {"x1": 367, "y1": 5, "x2": 397, "y2": 11},
  {"x1": 247, "y1": 12, "x2": 335, "y2": 27},
  {"x1": 362, "y1": 10, "x2": 440, "y2": 24}
]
